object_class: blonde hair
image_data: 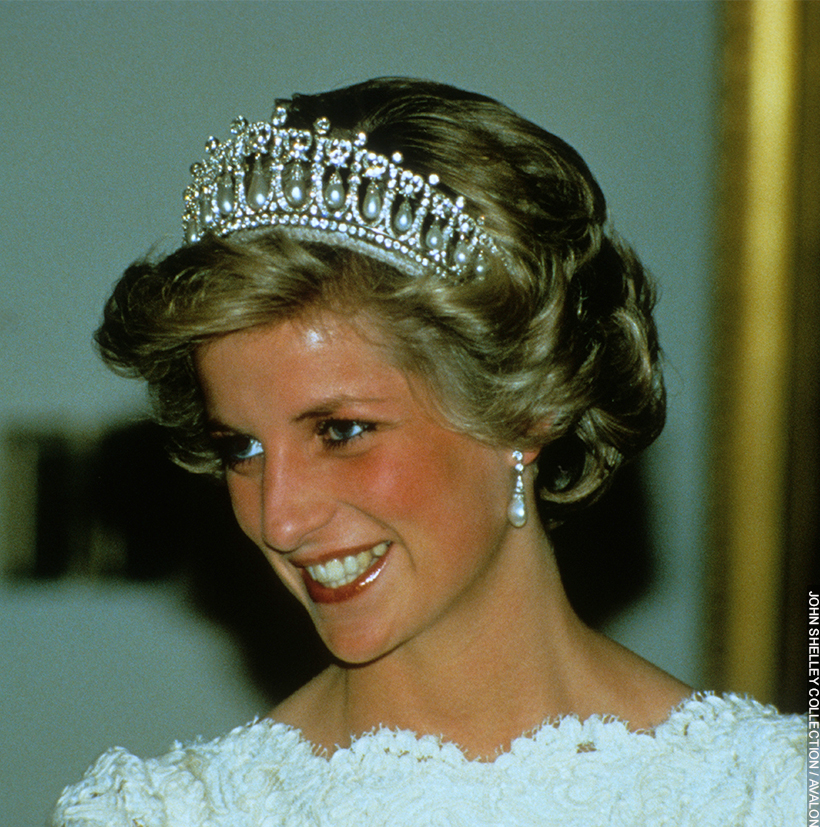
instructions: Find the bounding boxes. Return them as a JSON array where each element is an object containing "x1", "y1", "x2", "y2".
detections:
[{"x1": 97, "y1": 78, "x2": 664, "y2": 520}]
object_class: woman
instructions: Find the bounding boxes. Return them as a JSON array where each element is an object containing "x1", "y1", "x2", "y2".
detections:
[{"x1": 53, "y1": 78, "x2": 804, "y2": 825}]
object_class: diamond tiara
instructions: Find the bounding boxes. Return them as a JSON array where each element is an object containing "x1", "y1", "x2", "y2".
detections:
[{"x1": 182, "y1": 103, "x2": 500, "y2": 281}]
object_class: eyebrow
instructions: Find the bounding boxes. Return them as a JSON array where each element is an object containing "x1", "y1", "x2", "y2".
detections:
[
  {"x1": 205, "y1": 395, "x2": 392, "y2": 433},
  {"x1": 292, "y1": 395, "x2": 390, "y2": 423},
  {"x1": 204, "y1": 418, "x2": 239, "y2": 434}
]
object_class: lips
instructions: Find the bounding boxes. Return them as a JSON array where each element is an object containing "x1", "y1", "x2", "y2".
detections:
[{"x1": 299, "y1": 541, "x2": 391, "y2": 604}]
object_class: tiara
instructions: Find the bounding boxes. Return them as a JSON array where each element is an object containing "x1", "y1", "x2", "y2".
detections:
[{"x1": 182, "y1": 103, "x2": 499, "y2": 281}]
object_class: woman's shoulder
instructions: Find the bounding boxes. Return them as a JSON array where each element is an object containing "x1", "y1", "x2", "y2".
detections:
[
  {"x1": 652, "y1": 692, "x2": 806, "y2": 782},
  {"x1": 634, "y1": 693, "x2": 806, "y2": 822},
  {"x1": 49, "y1": 719, "x2": 308, "y2": 827},
  {"x1": 482, "y1": 693, "x2": 805, "y2": 824},
  {"x1": 658, "y1": 691, "x2": 805, "y2": 741}
]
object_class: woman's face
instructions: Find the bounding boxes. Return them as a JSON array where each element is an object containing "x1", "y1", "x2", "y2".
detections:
[{"x1": 196, "y1": 312, "x2": 522, "y2": 665}]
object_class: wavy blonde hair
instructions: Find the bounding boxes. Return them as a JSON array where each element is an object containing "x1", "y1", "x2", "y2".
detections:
[{"x1": 97, "y1": 78, "x2": 664, "y2": 520}]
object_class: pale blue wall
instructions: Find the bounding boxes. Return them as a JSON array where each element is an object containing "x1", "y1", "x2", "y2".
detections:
[{"x1": 0, "y1": 2, "x2": 718, "y2": 824}]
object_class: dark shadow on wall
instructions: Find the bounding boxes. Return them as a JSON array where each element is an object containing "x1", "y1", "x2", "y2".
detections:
[
  {"x1": 5, "y1": 422, "x2": 329, "y2": 702},
  {"x1": 5, "y1": 421, "x2": 654, "y2": 700},
  {"x1": 549, "y1": 461, "x2": 654, "y2": 629}
]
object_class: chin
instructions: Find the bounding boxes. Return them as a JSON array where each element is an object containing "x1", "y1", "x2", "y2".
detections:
[{"x1": 312, "y1": 615, "x2": 400, "y2": 667}]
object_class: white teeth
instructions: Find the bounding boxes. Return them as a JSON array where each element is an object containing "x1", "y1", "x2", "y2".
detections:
[
  {"x1": 325, "y1": 558, "x2": 345, "y2": 580},
  {"x1": 306, "y1": 542, "x2": 390, "y2": 589}
]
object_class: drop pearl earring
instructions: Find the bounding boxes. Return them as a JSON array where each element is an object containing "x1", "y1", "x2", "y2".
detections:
[{"x1": 507, "y1": 450, "x2": 527, "y2": 528}]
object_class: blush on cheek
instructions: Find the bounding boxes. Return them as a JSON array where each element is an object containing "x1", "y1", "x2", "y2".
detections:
[
  {"x1": 353, "y1": 445, "x2": 435, "y2": 515},
  {"x1": 361, "y1": 432, "x2": 499, "y2": 532}
]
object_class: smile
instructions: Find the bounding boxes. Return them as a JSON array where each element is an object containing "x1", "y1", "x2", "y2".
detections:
[{"x1": 305, "y1": 541, "x2": 390, "y2": 589}]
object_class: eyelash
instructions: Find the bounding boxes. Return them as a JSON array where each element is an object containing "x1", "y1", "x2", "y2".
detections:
[
  {"x1": 316, "y1": 419, "x2": 376, "y2": 448},
  {"x1": 213, "y1": 434, "x2": 263, "y2": 469},
  {"x1": 212, "y1": 419, "x2": 376, "y2": 469}
]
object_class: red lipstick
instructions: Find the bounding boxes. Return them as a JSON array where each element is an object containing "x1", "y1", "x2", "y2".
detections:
[{"x1": 301, "y1": 548, "x2": 390, "y2": 604}]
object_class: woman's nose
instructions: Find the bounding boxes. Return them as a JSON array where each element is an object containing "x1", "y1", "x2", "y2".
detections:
[{"x1": 259, "y1": 451, "x2": 334, "y2": 553}]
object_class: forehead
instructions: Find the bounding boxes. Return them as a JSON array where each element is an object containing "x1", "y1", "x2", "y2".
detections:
[
  {"x1": 198, "y1": 312, "x2": 388, "y2": 370},
  {"x1": 195, "y1": 313, "x2": 422, "y2": 412}
]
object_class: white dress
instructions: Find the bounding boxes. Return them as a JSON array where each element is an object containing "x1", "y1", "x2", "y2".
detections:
[{"x1": 52, "y1": 694, "x2": 806, "y2": 826}]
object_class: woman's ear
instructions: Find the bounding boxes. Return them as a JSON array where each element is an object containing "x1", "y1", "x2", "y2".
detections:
[{"x1": 518, "y1": 418, "x2": 553, "y2": 467}]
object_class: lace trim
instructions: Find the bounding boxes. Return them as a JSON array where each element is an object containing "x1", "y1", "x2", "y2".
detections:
[{"x1": 245, "y1": 691, "x2": 786, "y2": 765}]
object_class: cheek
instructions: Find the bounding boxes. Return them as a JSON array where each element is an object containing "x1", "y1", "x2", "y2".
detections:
[{"x1": 354, "y1": 433, "x2": 505, "y2": 536}]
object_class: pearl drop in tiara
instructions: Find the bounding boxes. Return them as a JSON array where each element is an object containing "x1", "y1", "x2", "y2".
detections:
[{"x1": 182, "y1": 102, "x2": 500, "y2": 281}]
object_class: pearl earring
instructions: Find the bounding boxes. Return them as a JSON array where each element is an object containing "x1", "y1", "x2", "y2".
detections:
[{"x1": 507, "y1": 450, "x2": 527, "y2": 528}]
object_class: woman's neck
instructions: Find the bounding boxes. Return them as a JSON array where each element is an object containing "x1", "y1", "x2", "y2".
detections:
[{"x1": 272, "y1": 532, "x2": 691, "y2": 760}]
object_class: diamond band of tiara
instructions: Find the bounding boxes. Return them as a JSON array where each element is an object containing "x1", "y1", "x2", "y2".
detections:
[{"x1": 183, "y1": 103, "x2": 500, "y2": 281}]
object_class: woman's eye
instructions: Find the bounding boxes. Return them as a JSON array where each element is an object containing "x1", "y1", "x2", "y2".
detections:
[
  {"x1": 213, "y1": 434, "x2": 263, "y2": 468},
  {"x1": 317, "y1": 419, "x2": 374, "y2": 448}
]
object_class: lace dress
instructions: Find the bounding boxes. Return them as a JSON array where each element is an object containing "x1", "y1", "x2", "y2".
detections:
[{"x1": 52, "y1": 693, "x2": 806, "y2": 826}]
